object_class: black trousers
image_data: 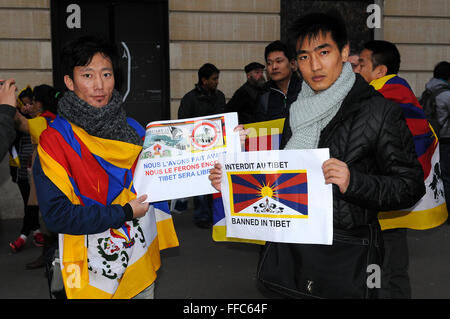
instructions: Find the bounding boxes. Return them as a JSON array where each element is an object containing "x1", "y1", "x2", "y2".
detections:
[
  {"x1": 16, "y1": 180, "x2": 40, "y2": 236},
  {"x1": 380, "y1": 228, "x2": 411, "y2": 299}
]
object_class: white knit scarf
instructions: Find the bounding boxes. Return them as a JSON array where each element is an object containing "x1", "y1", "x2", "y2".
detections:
[{"x1": 285, "y1": 62, "x2": 355, "y2": 150}]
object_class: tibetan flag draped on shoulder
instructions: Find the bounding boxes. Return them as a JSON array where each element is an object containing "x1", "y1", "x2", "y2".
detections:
[
  {"x1": 212, "y1": 118, "x2": 285, "y2": 243},
  {"x1": 37, "y1": 115, "x2": 178, "y2": 299},
  {"x1": 28, "y1": 111, "x2": 56, "y2": 144},
  {"x1": 371, "y1": 75, "x2": 448, "y2": 230}
]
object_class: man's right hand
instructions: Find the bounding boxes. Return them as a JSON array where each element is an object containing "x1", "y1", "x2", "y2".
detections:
[
  {"x1": 128, "y1": 194, "x2": 150, "y2": 218},
  {"x1": 209, "y1": 163, "x2": 223, "y2": 191},
  {"x1": 0, "y1": 79, "x2": 17, "y2": 107}
]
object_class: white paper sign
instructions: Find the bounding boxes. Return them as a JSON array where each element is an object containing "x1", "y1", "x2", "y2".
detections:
[
  {"x1": 220, "y1": 149, "x2": 333, "y2": 245},
  {"x1": 134, "y1": 112, "x2": 240, "y2": 202}
]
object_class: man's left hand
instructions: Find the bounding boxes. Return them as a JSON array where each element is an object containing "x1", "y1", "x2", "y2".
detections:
[{"x1": 322, "y1": 158, "x2": 350, "y2": 194}]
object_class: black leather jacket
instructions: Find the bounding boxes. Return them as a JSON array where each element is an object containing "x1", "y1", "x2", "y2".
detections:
[
  {"x1": 281, "y1": 74, "x2": 425, "y2": 230},
  {"x1": 178, "y1": 84, "x2": 226, "y2": 119},
  {"x1": 256, "y1": 72, "x2": 302, "y2": 122}
]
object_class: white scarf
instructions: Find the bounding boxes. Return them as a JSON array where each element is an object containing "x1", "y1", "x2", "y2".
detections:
[{"x1": 285, "y1": 62, "x2": 355, "y2": 150}]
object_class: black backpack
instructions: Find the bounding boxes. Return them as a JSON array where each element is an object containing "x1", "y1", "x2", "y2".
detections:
[{"x1": 419, "y1": 87, "x2": 449, "y2": 136}]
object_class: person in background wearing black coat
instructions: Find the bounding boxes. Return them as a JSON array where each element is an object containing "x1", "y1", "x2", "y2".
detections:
[
  {"x1": 256, "y1": 41, "x2": 302, "y2": 122},
  {"x1": 225, "y1": 62, "x2": 267, "y2": 124},
  {"x1": 0, "y1": 79, "x2": 18, "y2": 161},
  {"x1": 178, "y1": 63, "x2": 226, "y2": 120},
  {"x1": 178, "y1": 63, "x2": 225, "y2": 228}
]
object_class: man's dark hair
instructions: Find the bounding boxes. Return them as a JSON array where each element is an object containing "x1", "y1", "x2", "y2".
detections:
[
  {"x1": 363, "y1": 40, "x2": 401, "y2": 75},
  {"x1": 198, "y1": 63, "x2": 220, "y2": 83},
  {"x1": 288, "y1": 11, "x2": 348, "y2": 55},
  {"x1": 433, "y1": 61, "x2": 450, "y2": 81},
  {"x1": 264, "y1": 40, "x2": 293, "y2": 62},
  {"x1": 33, "y1": 84, "x2": 60, "y2": 115},
  {"x1": 60, "y1": 35, "x2": 120, "y2": 80}
]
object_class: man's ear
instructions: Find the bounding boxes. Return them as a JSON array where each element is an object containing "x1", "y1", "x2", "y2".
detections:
[
  {"x1": 64, "y1": 75, "x2": 74, "y2": 91},
  {"x1": 341, "y1": 43, "x2": 350, "y2": 62},
  {"x1": 290, "y1": 59, "x2": 297, "y2": 71},
  {"x1": 375, "y1": 65, "x2": 388, "y2": 78}
]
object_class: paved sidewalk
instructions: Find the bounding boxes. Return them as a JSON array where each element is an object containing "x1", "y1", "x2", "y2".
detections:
[{"x1": 0, "y1": 210, "x2": 449, "y2": 299}]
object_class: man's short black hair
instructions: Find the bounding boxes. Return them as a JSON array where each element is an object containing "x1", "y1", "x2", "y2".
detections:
[
  {"x1": 363, "y1": 40, "x2": 401, "y2": 75},
  {"x1": 264, "y1": 40, "x2": 293, "y2": 62},
  {"x1": 288, "y1": 11, "x2": 348, "y2": 55},
  {"x1": 433, "y1": 61, "x2": 450, "y2": 81},
  {"x1": 198, "y1": 63, "x2": 220, "y2": 83},
  {"x1": 60, "y1": 35, "x2": 120, "y2": 80}
]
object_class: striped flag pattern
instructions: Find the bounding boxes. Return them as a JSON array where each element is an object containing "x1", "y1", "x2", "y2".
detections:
[{"x1": 371, "y1": 75, "x2": 448, "y2": 230}]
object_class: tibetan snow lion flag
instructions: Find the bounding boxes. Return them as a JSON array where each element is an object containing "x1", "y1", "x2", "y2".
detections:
[
  {"x1": 372, "y1": 74, "x2": 448, "y2": 230},
  {"x1": 228, "y1": 171, "x2": 309, "y2": 216},
  {"x1": 220, "y1": 149, "x2": 332, "y2": 244},
  {"x1": 37, "y1": 115, "x2": 178, "y2": 299},
  {"x1": 212, "y1": 118, "x2": 285, "y2": 243}
]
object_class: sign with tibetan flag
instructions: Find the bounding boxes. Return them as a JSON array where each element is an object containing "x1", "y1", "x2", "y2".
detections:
[
  {"x1": 212, "y1": 118, "x2": 285, "y2": 243},
  {"x1": 371, "y1": 74, "x2": 448, "y2": 230},
  {"x1": 133, "y1": 113, "x2": 240, "y2": 202},
  {"x1": 219, "y1": 149, "x2": 333, "y2": 244}
]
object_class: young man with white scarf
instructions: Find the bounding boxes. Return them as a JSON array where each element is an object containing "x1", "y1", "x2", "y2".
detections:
[{"x1": 209, "y1": 12, "x2": 425, "y2": 298}]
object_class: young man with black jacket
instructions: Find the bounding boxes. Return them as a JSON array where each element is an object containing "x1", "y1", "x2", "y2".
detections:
[
  {"x1": 256, "y1": 41, "x2": 302, "y2": 122},
  {"x1": 209, "y1": 12, "x2": 425, "y2": 299}
]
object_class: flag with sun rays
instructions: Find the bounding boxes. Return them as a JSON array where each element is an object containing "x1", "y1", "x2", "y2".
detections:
[
  {"x1": 220, "y1": 149, "x2": 333, "y2": 245},
  {"x1": 229, "y1": 172, "x2": 308, "y2": 217}
]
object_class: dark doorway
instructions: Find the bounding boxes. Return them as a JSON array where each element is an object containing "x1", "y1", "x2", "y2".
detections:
[
  {"x1": 281, "y1": 0, "x2": 374, "y2": 54},
  {"x1": 50, "y1": 0, "x2": 170, "y2": 127}
]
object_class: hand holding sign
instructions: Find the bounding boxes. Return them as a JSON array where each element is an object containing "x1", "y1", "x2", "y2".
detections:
[
  {"x1": 209, "y1": 162, "x2": 222, "y2": 191},
  {"x1": 322, "y1": 158, "x2": 350, "y2": 194},
  {"x1": 220, "y1": 149, "x2": 333, "y2": 244},
  {"x1": 128, "y1": 194, "x2": 150, "y2": 218},
  {"x1": 133, "y1": 112, "x2": 239, "y2": 202}
]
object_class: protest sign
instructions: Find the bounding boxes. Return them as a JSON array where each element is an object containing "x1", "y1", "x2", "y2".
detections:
[
  {"x1": 219, "y1": 149, "x2": 333, "y2": 245},
  {"x1": 133, "y1": 113, "x2": 240, "y2": 202}
]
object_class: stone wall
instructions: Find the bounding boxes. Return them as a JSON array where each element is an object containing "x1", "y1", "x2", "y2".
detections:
[
  {"x1": 384, "y1": 0, "x2": 450, "y2": 95},
  {"x1": 0, "y1": 0, "x2": 51, "y2": 220},
  {"x1": 168, "y1": 0, "x2": 281, "y2": 119},
  {"x1": 0, "y1": 0, "x2": 52, "y2": 90}
]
